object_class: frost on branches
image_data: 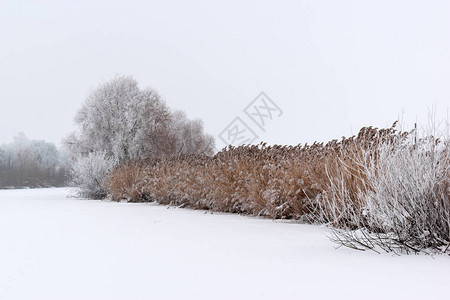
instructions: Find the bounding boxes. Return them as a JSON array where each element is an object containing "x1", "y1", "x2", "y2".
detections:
[
  {"x1": 70, "y1": 151, "x2": 116, "y2": 199},
  {"x1": 311, "y1": 124, "x2": 450, "y2": 254},
  {"x1": 65, "y1": 75, "x2": 215, "y2": 198}
]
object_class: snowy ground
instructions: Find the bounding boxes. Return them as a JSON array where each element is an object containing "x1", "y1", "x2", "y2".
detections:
[{"x1": 0, "y1": 188, "x2": 449, "y2": 300}]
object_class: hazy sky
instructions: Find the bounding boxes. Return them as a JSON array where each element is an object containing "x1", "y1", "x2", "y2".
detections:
[{"x1": 1, "y1": 0, "x2": 449, "y2": 149}]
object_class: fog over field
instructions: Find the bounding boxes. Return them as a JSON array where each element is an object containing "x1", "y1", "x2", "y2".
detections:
[{"x1": 1, "y1": 0, "x2": 449, "y2": 147}]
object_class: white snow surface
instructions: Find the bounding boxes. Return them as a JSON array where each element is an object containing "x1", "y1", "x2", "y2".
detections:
[{"x1": 0, "y1": 188, "x2": 449, "y2": 300}]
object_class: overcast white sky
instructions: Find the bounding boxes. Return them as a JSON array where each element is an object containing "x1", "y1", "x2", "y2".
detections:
[{"x1": 0, "y1": 0, "x2": 449, "y2": 148}]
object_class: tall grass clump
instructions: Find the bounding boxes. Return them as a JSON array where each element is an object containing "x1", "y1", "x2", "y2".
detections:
[
  {"x1": 106, "y1": 122, "x2": 450, "y2": 254},
  {"x1": 108, "y1": 141, "x2": 346, "y2": 218}
]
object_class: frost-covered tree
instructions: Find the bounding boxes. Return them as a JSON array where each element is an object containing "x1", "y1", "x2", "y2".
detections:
[
  {"x1": 65, "y1": 75, "x2": 172, "y2": 161},
  {"x1": 29, "y1": 140, "x2": 59, "y2": 168},
  {"x1": 65, "y1": 75, "x2": 215, "y2": 198},
  {"x1": 168, "y1": 110, "x2": 215, "y2": 156}
]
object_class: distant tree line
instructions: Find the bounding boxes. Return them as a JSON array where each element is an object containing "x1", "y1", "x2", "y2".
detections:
[{"x1": 0, "y1": 133, "x2": 69, "y2": 188}]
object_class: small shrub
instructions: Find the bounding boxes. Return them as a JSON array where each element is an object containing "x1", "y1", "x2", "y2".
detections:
[{"x1": 71, "y1": 151, "x2": 117, "y2": 199}]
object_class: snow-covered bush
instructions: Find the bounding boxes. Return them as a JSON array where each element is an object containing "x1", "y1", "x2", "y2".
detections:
[
  {"x1": 312, "y1": 124, "x2": 450, "y2": 254},
  {"x1": 70, "y1": 151, "x2": 116, "y2": 199}
]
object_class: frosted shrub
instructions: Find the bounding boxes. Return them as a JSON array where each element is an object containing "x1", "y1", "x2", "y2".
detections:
[
  {"x1": 319, "y1": 127, "x2": 450, "y2": 254},
  {"x1": 71, "y1": 151, "x2": 117, "y2": 199}
]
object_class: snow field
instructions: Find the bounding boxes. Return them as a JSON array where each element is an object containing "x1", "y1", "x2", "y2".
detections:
[{"x1": 0, "y1": 188, "x2": 449, "y2": 300}]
